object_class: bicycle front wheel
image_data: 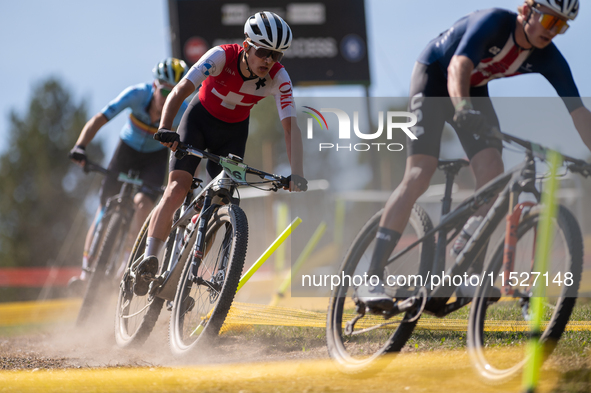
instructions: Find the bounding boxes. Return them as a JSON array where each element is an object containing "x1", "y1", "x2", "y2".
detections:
[
  {"x1": 326, "y1": 204, "x2": 435, "y2": 373},
  {"x1": 168, "y1": 204, "x2": 248, "y2": 356},
  {"x1": 114, "y1": 211, "x2": 166, "y2": 348},
  {"x1": 467, "y1": 204, "x2": 582, "y2": 382},
  {"x1": 77, "y1": 211, "x2": 125, "y2": 326}
]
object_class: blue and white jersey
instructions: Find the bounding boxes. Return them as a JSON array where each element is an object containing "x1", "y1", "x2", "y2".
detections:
[
  {"x1": 417, "y1": 8, "x2": 583, "y2": 112},
  {"x1": 101, "y1": 83, "x2": 188, "y2": 153}
]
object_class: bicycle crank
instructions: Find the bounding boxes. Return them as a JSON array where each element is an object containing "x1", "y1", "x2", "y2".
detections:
[{"x1": 346, "y1": 287, "x2": 428, "y2": 336}]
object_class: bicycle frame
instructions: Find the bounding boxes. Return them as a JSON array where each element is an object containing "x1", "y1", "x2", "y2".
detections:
[
  {"x1": 86, "y1": 168, "x2": 142, "y2": 276},
  {"x1": 140, "y1": 145, "x2": 288, "y2": 301},
  {"x1": 383, "y1": 150, "x2": 541, "y2": 317},
  {"x1": 154, "y1": 170, "x2": 236, "y2": 300}
]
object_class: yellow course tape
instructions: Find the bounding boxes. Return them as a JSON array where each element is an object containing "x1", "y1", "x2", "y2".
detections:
[
  {"x1": 0, "y1": 351, "x2": 562, "y2": 393},
  {"x1": 3, "y1": 299, "x2": 591, "y2": 332}
]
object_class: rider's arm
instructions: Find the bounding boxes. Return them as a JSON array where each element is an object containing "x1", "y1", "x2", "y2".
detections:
[
  {"x1": 570, "y1": 107, "x2": 591, "y2": 152},
  {"x1": 160, "y1": 79, "x2": 195, "y2": 130},
  {"x1": 281, "y1": 116, "x2": 304, "y2": 182},
  {"x1": 75, "y1": 112, "x2": 108, "y2": 147},
  {"x1": 158, "y1": 79, "x2": 195, "y2": 151},
  {"x1": 75, "y1": 84, "x2": 143, "y2": 146},
  {"x1": 272, "y1": 69, "x2": 305, "y2": 190},
  {"x1": 447, "y1": 55, "x2": 475, "y2": 110},
  {"x1": 158, "y1": 47, "x2": 226, "y2": 150},
  {"x1": 448, "y1": 10, "x2": 511, "y2": 110}
]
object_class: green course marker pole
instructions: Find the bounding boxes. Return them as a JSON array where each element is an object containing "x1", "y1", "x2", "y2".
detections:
[
  {"x1": 236, "y1": 217, "x2": 302, "y2": 293},
  {"x1": 270, "y1": 221, "x2": 327, "y2": 306},
  {"x1": 522, "y1": 150, "x2": 562, "y2": 393},
  {"x1": 191, "y1": 217, "x2": 302, "y2": 337}
]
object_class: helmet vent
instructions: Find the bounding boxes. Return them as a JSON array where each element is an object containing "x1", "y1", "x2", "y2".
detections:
[{"x1": 261, "y1": 13, "x2": 274, "y2": 43}]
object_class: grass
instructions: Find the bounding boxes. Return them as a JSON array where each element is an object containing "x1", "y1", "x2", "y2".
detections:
[{"x1": 223, "y1": 300, "x2": 591, "y2": 371}]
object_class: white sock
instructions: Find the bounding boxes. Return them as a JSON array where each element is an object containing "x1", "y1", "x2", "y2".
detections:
[
  {"x1": 145, "y1": 237, "x2": 165, "y2": 260},
  {"x1": 80, "y1": 255, "x2": 89, "y2": 280}
]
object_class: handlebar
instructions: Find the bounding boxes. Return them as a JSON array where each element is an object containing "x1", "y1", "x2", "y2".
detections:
[
  {"x1": 483, "y1": 127, "x2": 591, "y2": 178},
  {"x1": 83, "y1": 161, "x2": 109, "y2": 175},
  {"x1": 81, "y1": 160, "x2": 165, "y2": 193},
  {"x1": 173, "y1": 142, "x2": 291, "y2": 190}
]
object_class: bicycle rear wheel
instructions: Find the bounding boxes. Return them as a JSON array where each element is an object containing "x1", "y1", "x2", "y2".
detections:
[
  {"x1": 467, "y1": 204, "x2": 582, "y2": 381},
  {"x1": 326, "y1": 204, "x2": 435, "y2": 373},
  {"x1": 114, "y1": 211, "x2": 167, "y2": 348},
  {"x1": 168, "y1": 205, "x2": 248, "y2": 356},
  {"x1": 77, "y1": 211, "x2": 125, "y2": 326}
]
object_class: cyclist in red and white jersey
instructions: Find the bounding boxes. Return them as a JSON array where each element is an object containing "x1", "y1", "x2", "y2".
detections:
[
  {"x1": 358, "y1": 0, "x2": 591, "y2": 309},
  {"x1": 142, "y1": 12, "x2": 306, "y2": 266}
]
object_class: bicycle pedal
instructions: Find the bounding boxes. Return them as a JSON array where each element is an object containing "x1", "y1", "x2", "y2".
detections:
[
  {"x1": 133, "y1": 256, "x2": 159, "y2": 296},
  {"x1": 180, "y1": 296, "x2": 195, "y2": 315}
]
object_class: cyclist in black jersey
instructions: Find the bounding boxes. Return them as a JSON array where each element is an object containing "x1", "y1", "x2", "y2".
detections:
[{"x1": 358, "y1": 0, "x2": 591, "y2": 310}]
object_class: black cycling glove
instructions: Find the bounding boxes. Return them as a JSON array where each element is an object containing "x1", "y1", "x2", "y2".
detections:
[
  {"x1": 69, "y1": 144, "x2": 87, "y2": 163},
  {"x1": 287, "y1": 174, "x2": 308, "y2": 191},
  {"x1": 154, "y1": 129, "x2": 181, "y2": 144},
  {"x1": 453, "y1": 109, "x2": 490, "y2": 136}
]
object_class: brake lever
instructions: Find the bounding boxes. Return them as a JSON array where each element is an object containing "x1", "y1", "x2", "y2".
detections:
[{"x1": 174, "y1": 148, "x2": 188, "y2": 160}]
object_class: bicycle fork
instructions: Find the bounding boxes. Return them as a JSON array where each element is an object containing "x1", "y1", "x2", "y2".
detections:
[
  {"x1": 189, "y1": 189, "x2": 215, "y2": 281},
  {"x1": 502, "y1": 201, "x2": 536, "y2": 296}
]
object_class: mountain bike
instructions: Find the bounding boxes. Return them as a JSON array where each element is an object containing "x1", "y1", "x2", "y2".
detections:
[
  {"x1": 326, "y1": 128, "x2": 590, "y2": 379},
  {"x1": 76, "y1": 161, "x2": 162, "y2": 326},
  {"x1": 114, "y1": 142, "x2": 294, "y2": 355}
]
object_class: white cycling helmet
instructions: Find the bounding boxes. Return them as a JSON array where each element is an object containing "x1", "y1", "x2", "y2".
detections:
[
  {"x1": 534, "y1": 0, "x2": 579, "y2": 20},
  {"x1": 244, "y1": 11, "x2": 292, "y2": 52},
  {"x1": 152, "y1": 58, "x2": 188, "y2": 85}
]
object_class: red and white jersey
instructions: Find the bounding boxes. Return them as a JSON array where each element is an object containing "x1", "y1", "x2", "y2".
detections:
[
  {"x1": 185, "y1": 44, "x2": 295, "y2": 123},
  {"x1": 469, "y1": 34, "x2": 531, "y2": 87}
]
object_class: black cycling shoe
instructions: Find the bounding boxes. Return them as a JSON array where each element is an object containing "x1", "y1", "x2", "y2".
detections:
[
  {"x1": 355, "y1": 279, "x2": 395, "y2": 312},
  {"x1": 179, "y1": 295, "x2": 195, "y2": 315},
  {"x1": 133, "y1": 256, "x2": 159, "y2": 296}
]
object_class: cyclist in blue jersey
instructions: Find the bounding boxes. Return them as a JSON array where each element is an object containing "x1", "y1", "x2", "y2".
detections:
[
  {"x1": 68, "y1": 58, "x2": 189, "y2": 287},
  {"x1": 358, "y1": 0, "x2": 591, "y2": 310}
]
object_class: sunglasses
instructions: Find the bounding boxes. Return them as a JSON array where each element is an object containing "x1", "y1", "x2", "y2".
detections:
[
  {"x1": 531, "y1": 7, "x2": 570, "y2": 34},
  {"x1": 156, "y1": 81, "x2": 172, "y2": 97},
  {"x1": 247, "y1": 41, "x2": 284, "y2": 62}
]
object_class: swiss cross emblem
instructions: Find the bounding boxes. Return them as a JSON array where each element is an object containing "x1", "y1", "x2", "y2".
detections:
[{"x1": 211, "y1": 88, "x2": 254, "y2": 110}]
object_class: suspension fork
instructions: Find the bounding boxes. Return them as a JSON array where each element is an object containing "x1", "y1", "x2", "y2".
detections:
[
  {"x1": 190, "y1": 189, "x2": 215, "y2": 278},
  {"x1": 502, "y1": 199, "x2": 536, "y2": 296}
]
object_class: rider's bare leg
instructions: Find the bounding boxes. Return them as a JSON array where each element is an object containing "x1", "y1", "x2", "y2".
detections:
[
  {"x1": 379, "y1": 154, "x2": 439, "y2": 232},
  {"x1": 145, "y1": 170, "x2": 193, "y2": 258},
  {"x1": 358, "y1": 154, "x2": 438, "y2": 307},
  {"x1": 470, "y1": 147, "x2": 504, "y2": 216}
]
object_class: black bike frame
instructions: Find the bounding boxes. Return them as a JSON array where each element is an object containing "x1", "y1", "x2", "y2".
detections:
[
  {"x1": 385, "y1": 149, "x2": 540, "y2": 317},
  {"x1": 152, "y1": 145, "x2": 287, "y2": 301}
]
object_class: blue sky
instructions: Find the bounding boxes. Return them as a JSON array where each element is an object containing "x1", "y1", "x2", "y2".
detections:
[{"x1": 2, "y1": 0, "x2": 591, "y2": 160}]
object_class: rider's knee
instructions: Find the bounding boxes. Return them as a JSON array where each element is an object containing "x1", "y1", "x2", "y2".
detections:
[
  {"x1": 471, "y1": 148, "x2": 504, "y2": 182},
  {"x1": 163, "y1": 182, "x2": 188, "y2": 205},
  {"x1": 402, "y1": 164, "x2": 436, "y2": 195},
  {"x1": 134, "y1": 193, "x2": 155, "y2": 213}
]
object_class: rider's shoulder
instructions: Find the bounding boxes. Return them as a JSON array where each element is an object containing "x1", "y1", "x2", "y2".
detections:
[
  {"x1": 218, "y1": 43, "x2": 243, "y2": 59},
  {"x1": 269, "y1": 62, "x2": 286, "y2": 78},
  {"x1": 109, "y1": 83, "x2": 151, "y2": 105},
  {"x1": 469, "y1": 8, "x2": 515, "y2": 21},
  {"x1": 120, "y1": 83, "x2": 152, "y2": 96}
]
